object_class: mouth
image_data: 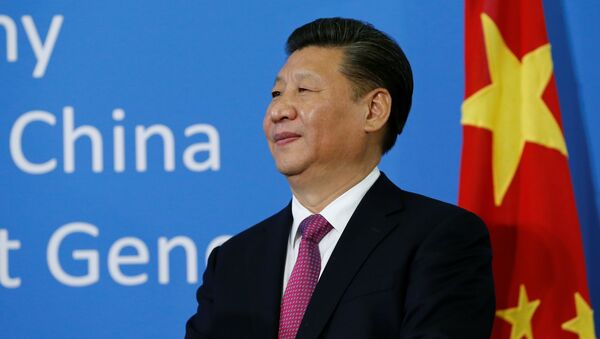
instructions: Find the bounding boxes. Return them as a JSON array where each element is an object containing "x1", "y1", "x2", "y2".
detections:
[{"x1": 273, "y1": 132, "x2": 301, "y2": 146}]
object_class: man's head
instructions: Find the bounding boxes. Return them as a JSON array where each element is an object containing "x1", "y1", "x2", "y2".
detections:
[
  {"x1": 263, "y1": 18, "x2": 413, "y2": 183},
  {"x1": 286, "y1": 18, "x2": 413, "y2": 153}
]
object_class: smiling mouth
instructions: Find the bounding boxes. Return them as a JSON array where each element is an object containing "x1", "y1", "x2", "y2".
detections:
[{"x1": 273, "y1": 132, "x2": 301, "y2": 145}]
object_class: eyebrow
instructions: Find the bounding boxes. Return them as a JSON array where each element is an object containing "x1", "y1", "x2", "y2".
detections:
[
  {"x1": 274, "y1": 72, "x2": 322, "y2": 85},
  {"x1": 274, "y1": 76, "x2": 284, "y2": 85}
]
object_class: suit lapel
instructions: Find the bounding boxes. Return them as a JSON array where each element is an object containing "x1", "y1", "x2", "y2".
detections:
[
  {"x1": 249, "y1": 204, "x2": 292, "y2": 339},
  {"x1": 296, "y1": 174, "x2": 405, "y2": 339}
]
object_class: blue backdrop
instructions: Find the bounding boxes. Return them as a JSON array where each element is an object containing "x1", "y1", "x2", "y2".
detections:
[{"x1": 1, "y1": 1, "x2": 599, "y2": 338}]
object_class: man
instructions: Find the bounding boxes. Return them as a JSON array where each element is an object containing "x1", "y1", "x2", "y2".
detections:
[{"x1": 186, "y1": 18, "x2": 495, "y2": 338}]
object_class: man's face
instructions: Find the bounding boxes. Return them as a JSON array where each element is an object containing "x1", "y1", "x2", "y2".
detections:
[{"x1": 263, "y1": 46, "x2": 369, "y2": 179}]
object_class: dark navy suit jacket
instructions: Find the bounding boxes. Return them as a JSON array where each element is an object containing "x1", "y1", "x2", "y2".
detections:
[{"x1": 185, "y1": 174, "x2": 495, "y2": 338}]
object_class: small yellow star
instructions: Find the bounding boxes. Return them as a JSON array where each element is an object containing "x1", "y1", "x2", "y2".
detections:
[
  {"x1": 496, "y1": 284, "x2": 541, "y2": 339},
  {"x1": 562, "y1": 292, "x2": 597, "y2": 339},
  {"x1": 461, "y1": 13, "x2": 568, "y2": 206}
]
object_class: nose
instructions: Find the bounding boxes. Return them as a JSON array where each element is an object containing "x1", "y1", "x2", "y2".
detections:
[{"x1": 267, "y1": 96, "x2": 297, "y2": 123}]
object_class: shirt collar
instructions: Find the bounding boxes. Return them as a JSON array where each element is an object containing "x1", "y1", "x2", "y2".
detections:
[{"x1": 289, "y1": 167, "x2": 381, "y2": 249}]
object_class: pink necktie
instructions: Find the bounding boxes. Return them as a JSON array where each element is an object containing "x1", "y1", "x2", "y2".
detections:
[{"x1": 278, "y1": 214, "x2": 333, "y2": 339}]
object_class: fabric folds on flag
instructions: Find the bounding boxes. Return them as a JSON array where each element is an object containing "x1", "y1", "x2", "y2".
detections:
[{"x1": 459, "y1": 0, "x2": 596, "y2": 338}]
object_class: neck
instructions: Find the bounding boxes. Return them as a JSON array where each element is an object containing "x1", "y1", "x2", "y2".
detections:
[{"x1": 288, "y1": 162, "x2": 378, "y2": 213}]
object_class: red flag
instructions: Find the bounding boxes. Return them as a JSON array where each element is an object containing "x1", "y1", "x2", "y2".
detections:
[{"x1": 459, "y1": 0, "x2": 596, "y2": 338}]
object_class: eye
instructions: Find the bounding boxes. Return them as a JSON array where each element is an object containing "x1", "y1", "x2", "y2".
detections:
[
  {"x1": 271, "y1": 91, "x2": 281, "y2": 98},
  {"x1": 298, "y1": 88, "x2": 308, "y2": 93}
]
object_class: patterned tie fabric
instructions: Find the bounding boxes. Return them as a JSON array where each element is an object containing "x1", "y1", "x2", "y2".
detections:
[{"x1": 278, "y1": 214, "x2": 333, "y2": 339}]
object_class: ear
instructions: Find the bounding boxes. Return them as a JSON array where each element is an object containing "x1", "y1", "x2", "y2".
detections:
[{"x1": 363, "y1": 88, "x2": 392, "y2": 133}]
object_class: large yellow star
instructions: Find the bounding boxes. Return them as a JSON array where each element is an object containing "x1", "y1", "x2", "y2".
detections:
[
  {"x1": 496, "y1": 284, "x2": 541, "y2": 339},
  {"x1": 461, "y1": 13, "x2": 568, "y2": 206},
  {"x1": 562, "y1": 292, "x2": 597, "y2": 339}
]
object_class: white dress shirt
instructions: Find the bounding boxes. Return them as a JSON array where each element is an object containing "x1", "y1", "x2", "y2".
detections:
[{"x1": 282, "y1": 167, "x2": 381, "y2": 293}]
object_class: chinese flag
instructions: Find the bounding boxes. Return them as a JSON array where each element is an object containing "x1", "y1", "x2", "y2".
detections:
[{"x1": 459, "y1": 0, "x2": 596, "y2": 338}]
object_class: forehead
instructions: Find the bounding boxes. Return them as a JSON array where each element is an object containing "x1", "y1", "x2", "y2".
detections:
[{"x1": 274, "y1": 46, "x2": 345, "y2": 84}]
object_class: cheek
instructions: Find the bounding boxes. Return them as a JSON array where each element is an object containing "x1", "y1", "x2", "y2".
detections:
[
  {"x1": 262, "y1": 112, "x2": 271, "y2": 136},
  {"x1": 311, "y1": 103, "x2": 353, "y2": 131},
  {"x1": 316, "y1": 108, "x2": 364, "y2": 148},
  {"x1": 305, "y1": 114, "x2": 341, "y2": 152}
]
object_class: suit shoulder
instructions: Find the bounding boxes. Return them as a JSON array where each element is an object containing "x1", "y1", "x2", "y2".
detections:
[
  {"x1": 377, "y1": 173, "x2": 483, "y2": 224},
  {"x1": 401, "y1": 190, "x2": 483, "y2": 222},
  {"x1": 393, "y1": 190, "x2": 492, "y2": 265},
  {"x1": 396, "y1": 189, "x2": 488, "y2": 239},
  {"x1": 218, "y1": 204, "x2": 291, "y2": 251}
]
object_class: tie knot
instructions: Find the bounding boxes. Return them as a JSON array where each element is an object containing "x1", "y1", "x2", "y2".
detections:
[{"x1": 299, "y1": 214, "x2": 332, "y2": 243}]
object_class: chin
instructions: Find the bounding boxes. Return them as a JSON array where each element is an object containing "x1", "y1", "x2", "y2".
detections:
[
  {"x1": 274, "y1": 159, "x2": 306, "y2": 177},
  {"x1": 275, "y1": 164, "x2": 303, "y2": 177}
]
